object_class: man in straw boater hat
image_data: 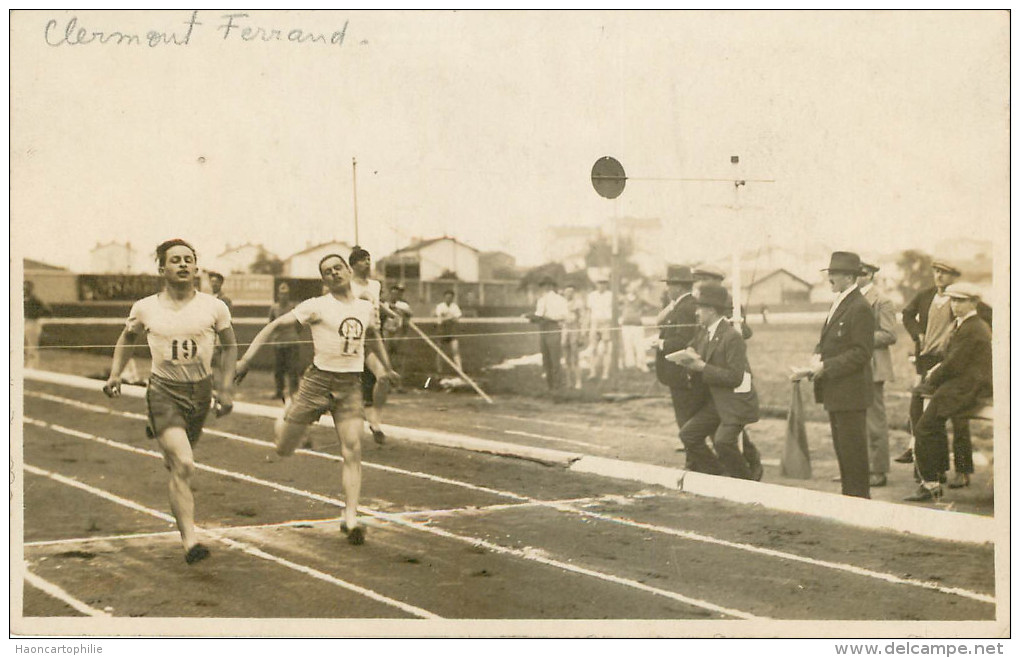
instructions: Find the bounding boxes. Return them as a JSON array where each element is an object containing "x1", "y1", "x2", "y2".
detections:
[
  {"x1": 792, "y1": 251, "x2": 874, "y2": 498},
  {"x1": 667, "y1": 281, "x2": 763, "y2": 480},
  {"x1": 904, "y1": 282, "x2": 992, "y2": 502},
  {"x1": 855, "y1": 260, "x2": 897, "y2": 488},
  {"x1": 898, "y1": 257, "x2": 992, "y2": 489}
]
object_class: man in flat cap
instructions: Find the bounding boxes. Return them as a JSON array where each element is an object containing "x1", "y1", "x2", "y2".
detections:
[
  {"x1": 655, "y1": 265, "x2": 703, "y2": 459},
  {"x1": 669, "y1": 282, "x2": 762, "y2": 480},
  {"x1": 905, "y1": 283, "x2": 992, "y2": 502},
  {"x1": 856, "y1": 261, "x2": 897, "y2": 487},
  {"x1": 899, "y1": 258, "x2": 992, "y2": 487},
  {"x1": 792, "y1": 251, "x2": 874, "y2": 498}
]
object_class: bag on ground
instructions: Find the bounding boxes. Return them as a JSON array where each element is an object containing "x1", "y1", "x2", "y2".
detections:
[{"x1": 781, "y1": 381, "x2": 812, "y2": 479}]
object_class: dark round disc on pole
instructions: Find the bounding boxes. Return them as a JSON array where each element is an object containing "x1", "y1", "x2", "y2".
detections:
[{"x1": 591, "y1": 156, "x2": 626, "y2": 199}]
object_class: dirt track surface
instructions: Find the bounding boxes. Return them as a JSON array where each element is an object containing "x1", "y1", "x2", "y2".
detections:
[{"x1": 18, "y1": 379, "x2": 996, "y2": 627}]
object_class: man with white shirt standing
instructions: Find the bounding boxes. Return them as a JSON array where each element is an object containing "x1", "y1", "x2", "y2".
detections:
[
  {"x1": 671, "y1": 282, "x2": 761, "y2": 480},
  {"x1": 528, "y1": 278, "x2": 569, "y2": 390},
  {"x1": 586, "y1": 277, "x2": 614, "y2": 381},
  {"x1": 856, "y1": 261, "x2": 897, "y2": 487},
  {"x1": 792, "y1": 251, "x2": 874, "y2": 498}
]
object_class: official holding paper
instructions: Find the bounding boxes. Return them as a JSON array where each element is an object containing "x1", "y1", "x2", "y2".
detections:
[{"x1": 670, "y1": 282, "x2": 761, "y2": 480}]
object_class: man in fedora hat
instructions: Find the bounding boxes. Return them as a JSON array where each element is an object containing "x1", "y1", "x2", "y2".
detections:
[
  {"x1": 905, "y1": 282, "x2": 992, "y2": 502},
  {"x1": 792, "y1": 251, "x2": 874, "y2": 498},
  {"x1": 692, "y1": 263, "x2": 752, "y2": 340},
  {"x1": 898, "y1": 258, "x2": 991, "y2": 487},
  {"x1": 655, "y1": 265, "x2": 703, "y2": 458},
  {"x1": 669, "y1": 282, "x2": 762, "y2": 480},
  {"x1": 856, "y1": 261, "x2": 897, "y2": 487}
]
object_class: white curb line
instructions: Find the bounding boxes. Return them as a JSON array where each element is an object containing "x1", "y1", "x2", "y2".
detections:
[{"x1": 23, "y1": 369, "x2": 996, "y2": 544}]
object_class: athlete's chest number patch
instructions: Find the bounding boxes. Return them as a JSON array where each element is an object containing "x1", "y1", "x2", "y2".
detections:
[
  {"x1": 170, "y1": 338, "x2": 199, "y2": 362},
  {"x1": 339, "y1": 317, "x2": 365, "y2": 356}
]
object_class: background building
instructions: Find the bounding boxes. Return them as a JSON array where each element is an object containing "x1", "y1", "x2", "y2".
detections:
[
  {"x1": 283, "y1": 240, "x2": 355, "y2": 278},
  {"x1": 380, "y1": 236, "x2": 480, "y2": 282},
  {"x1": 88, "y1": 242, "x2": 136, "y2": 274}
]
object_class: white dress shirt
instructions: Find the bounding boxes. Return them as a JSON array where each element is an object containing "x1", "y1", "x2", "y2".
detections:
[{"x1": 825, "y1": 283, "x2": 859, "y2": 326}]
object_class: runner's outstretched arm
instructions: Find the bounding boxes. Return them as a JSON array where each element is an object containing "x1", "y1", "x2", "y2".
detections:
[{"x1": 235, "y1": 313, "x2": 299, "y2": 384}]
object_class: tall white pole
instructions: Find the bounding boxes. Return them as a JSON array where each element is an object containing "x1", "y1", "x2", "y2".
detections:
[
  {"x1": 730, "y1": 157, "x2": 743, "y2": 324},
  {"x1": 352, "y1": 157, "x2": 360, "y2": 245}
]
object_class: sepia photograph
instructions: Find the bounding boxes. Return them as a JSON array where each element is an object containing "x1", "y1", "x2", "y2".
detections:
[{"x1": 9, "y1": 9, "x2": 1010, "y2": 643}]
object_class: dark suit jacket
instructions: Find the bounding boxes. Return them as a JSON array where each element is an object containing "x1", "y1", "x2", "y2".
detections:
[
  {"x1": 656, "y1": 293, "x2": 698, "y2": 388},
  {"x1": 902, "y1": 286, "x2": 993, "y2": 374},
  {"x1": 927, "y1": 315, "x2": 993, "y2": 416},
  {"x1": 693, "y1": 320, "x2": 760, "y2": 425},
  {"x1": 813, "y1": 287, "x2": 875, "y2": 412}
]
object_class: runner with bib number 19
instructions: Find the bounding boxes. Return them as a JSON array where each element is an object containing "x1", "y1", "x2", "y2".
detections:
[{"x1": 103, "y1": 238, "x2": 237, "y2": 566}]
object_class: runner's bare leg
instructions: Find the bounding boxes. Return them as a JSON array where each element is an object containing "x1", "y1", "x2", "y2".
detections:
[{"x1": 157, "y1": 427, "x2": 199, "y2": 551}]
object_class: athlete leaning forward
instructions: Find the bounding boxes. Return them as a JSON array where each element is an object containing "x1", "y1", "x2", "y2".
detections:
[
  {"x1": 234, "y1": 253, "x2": 398, "y2": 545},
  {"x1": 104, "y1": 239, "x2": 237, "y2": 565}
]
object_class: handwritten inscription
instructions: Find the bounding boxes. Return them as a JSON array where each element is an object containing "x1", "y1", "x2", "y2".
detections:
[{"x1": 44, "y1": 11, "x2": 349, "y2": 48}]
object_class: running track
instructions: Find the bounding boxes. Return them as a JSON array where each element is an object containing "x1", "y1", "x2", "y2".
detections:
[{"x1": 18, "y1": 379, "x2": 997, "y2": 629}]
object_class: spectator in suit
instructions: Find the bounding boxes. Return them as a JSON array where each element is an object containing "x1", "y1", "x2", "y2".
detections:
[
  {"x1": 23, "y1": 280, "x2": 52, "y2": 369},
  {"x1": 792, "y1": 251, "x2": 874, "y2": 498},
  {"x1": 207, "y1": 271, "x2": 233, "y2": 397},
  {"x1": 654, "y1": 265, "x2": 703, "y2": 459},
  {"x1": 269, "y1": 282, "x2": 301, "y2": 402},
  {"x1": 527, "y1": 278, "x2": 568, "y2": 390},
  {"x1": 207, "y1": 272, "x2": 233, "y2": 314},
  {"x1": 857, "y1": 262, "x2": 897, "y2": 487},
  {"x1": 692, "y1": 263, "x2": 761, "y2": 472},
  {"x1": 899, "y1": 259, "x2": 992, "y2": 488},
  {"x1": 905, "y1": 283, "x2": 992, "y2": 502},
  {"x1": 671, "y1": 282, "x2": 762, "y2": 480}
]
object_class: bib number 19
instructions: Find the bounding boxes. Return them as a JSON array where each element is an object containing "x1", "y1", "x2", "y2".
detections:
[{"x1": 170, "y1": 338, "x2": 199, "y2": 361}]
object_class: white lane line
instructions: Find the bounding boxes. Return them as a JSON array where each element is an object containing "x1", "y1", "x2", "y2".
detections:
[
  {"x1": 502, "y1": 429, "x2": 604, "y2": 449},
  {"x1": 24, "y1": 417, "x2": 348, "y2": 508},
  {"x1": 24, "y1": 517, "x2": 346, "y2": 548},
  {"x1": 543, "y1": 501, "x2": 996, "y2": 606},
  {"x1": 26, "y1": 390, "x2": 530, "y2": 502},
  {"x1": 25, "y1": 416, "x2": 759, "y2": 620},
  {"x1": 22, "y1": 461, "x2": 440, "y2": 620},
  {"x1": 490, "y1": 413, "x2": 679, "y2": 442},
  {"x1": 26, "y1": 390, "x2": 996, "y2": 606},
  {"x1": 24, "y1": 571, "x2": 112, "y2": 617}
]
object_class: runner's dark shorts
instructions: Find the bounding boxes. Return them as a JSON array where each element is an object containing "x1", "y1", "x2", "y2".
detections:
[
  {"x1": 285, "y1": 365, "x2": 364, "y2": 425},
  {"x1": 361, "y1": 366, "x2": 376, "y2": 407},
  {"x1": 146, "y1": 375, "x2": 213, "y2": 446}
]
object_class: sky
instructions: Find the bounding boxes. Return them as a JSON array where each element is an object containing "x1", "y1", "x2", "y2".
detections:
[{"x1": 11, "y1": 10, "x2": 1009, "y2": 273}]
